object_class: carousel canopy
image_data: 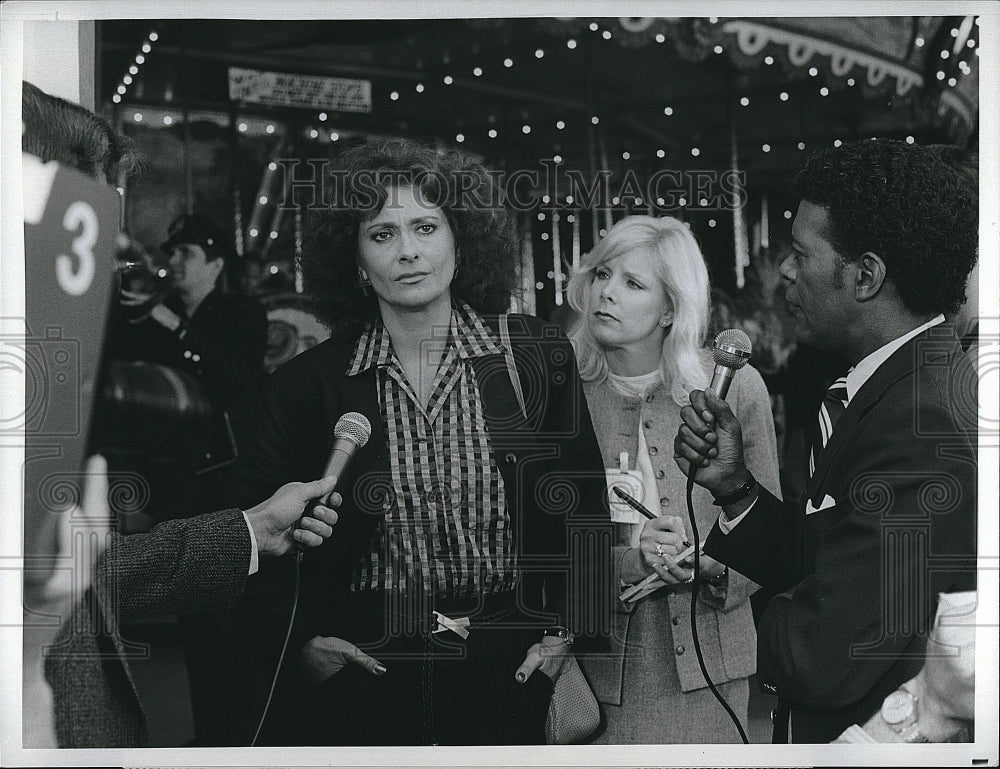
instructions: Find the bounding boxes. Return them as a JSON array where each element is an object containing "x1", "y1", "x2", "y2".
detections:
[
  {"x1": 100, "y1": 16, "x2": 979, "y2": 168},
  {"x1": 97, "y1": 16, "x2": 980, "y2": 313}
]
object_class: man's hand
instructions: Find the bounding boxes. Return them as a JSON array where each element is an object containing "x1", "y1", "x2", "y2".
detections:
[
  {"x1": 118, "y1": 287, "x2": 158, "y2": 308},
  {"x1": 674, "y1": 387, "x2": 748, "y2": 497},
  {"x1": 244, "y1": 478, "x2": 340, "y2": 558},
  {"x1": 300, "y1": 635, "x2": 387, "y2": 683},
  {"x1": 514, "y1": 635, "x2": 572, "y2": 684},
  {"x1": 147, "y1": 303, "x2": 183, "y2": 332}
]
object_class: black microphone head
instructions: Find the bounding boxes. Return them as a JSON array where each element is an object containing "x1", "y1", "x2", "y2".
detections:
[
  {"x1": 712, "y1": 329, "x2": 752, "y2": 370},
  {"x1": 334, "y1": 412, "x2": 372, "y2": 448}
]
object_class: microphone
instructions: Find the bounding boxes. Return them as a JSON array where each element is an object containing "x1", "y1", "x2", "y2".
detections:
[
  {"x1": 319, "y1": 412, "x2": 372, "y2": 505},
  {"x1": 709, "y1": 329, "x2": 752, "y2": 400}
]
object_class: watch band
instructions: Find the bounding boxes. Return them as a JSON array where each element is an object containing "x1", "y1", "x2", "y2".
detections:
[
  {"x1": 712, "y1": 475, "x2": 756, "y2": 507},
  {"x1": 541, "y1": 626, "x2": 574, "y2": 644},
  {"x1": 880, "y1": 682, "x2": 930, "y2": 743}
]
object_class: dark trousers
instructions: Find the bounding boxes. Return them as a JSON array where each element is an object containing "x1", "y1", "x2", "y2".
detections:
[{"x1": 269, "y1": 592, "x2": 553, "y2": 746}]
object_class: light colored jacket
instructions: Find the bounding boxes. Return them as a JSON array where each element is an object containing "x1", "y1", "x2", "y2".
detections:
[{"x1": 578, "y1": 357, "x2": 780, "y2": 704}]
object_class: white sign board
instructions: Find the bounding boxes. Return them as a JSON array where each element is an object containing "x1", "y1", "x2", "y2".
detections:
[{"x1": 228, "y1": 66, "x2": 372, "y2": 113}]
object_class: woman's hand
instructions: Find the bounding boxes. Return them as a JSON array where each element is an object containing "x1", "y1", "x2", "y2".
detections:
[
  {"x1": 300, "y1": 635, "x2": 387, "y2": 684},
  {"x1": 637, "y1": 515, "x2": 694, "y2": 585},
  {"x1": 514, "y1": 635, "x2": 573, "y2": 684}
]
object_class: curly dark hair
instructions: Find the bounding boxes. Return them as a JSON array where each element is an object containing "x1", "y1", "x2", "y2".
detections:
[
  {"x1": 302, "y1": 137, "x2": 519, "y2": 331},
  {"x1": 790, "y1": 139, "x2": 978, "y2": 317},
  {"x1": 926, "y1": 143, "x2": 979, "y2": 193},
  {"x1": 21, "y1": 81, "x2": 139, "y2": 183}
]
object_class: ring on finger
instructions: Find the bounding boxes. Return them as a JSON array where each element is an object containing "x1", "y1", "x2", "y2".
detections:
[{"x1": 654, "y1": 544, "x2": 665, "y2": 557}]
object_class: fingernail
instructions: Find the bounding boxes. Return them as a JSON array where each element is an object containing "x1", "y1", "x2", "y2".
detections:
[
  {"x1": 515, "y1": 671, "x2": 526, "y2": 683},
  {"x1": 373, "y1": 663, "x2": 387, "y2": 675}
]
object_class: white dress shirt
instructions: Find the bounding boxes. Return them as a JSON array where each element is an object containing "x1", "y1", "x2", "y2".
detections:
[{"x1": 242, "y1": 511, "x2": 260, "y2": 575}]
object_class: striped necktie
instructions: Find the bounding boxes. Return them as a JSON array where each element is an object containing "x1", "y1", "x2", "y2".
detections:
[{"x1": 809, "y1": 375, "x2": 849, "y2": 477}]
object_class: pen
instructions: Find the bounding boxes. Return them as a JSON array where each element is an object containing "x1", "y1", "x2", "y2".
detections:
[{"x1": 612, "y1": 486, "x2": 658, "y2": 520}]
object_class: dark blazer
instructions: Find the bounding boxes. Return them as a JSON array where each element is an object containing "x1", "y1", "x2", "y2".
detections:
[
  {"x1": 42, "y1": 510, "x2": 252, "y2": 747},
  {"x1": 235, "y1": 313, "x2": 613, "y2": 651},
  {"x1": 705, "y1": 325, "x2": 978, "y2": 743}
]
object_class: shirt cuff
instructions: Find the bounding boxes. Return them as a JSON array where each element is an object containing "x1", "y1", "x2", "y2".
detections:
[
  {"x1": 717, "y1": 496, "x2": 758, "y2": 534},
  {"x1": 834, "y1": 724, "x2": 879, "y2": 744},
  {"x1": 242, "y1": 510, "x2": 260, "y2": 575}
]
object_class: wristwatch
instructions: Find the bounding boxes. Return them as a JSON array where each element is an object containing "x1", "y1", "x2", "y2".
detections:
[
  {"x1": 542, "y1": 626, "x2": 574, "y2": 645},
  {"x1": 880, "y1": 682, "x2": 929, "y2": 742}
]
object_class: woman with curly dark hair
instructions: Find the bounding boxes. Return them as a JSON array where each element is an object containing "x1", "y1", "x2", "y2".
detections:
[
  {"x1": 303, "y1": 138, "x2": 518, "y2": 333},
  {"x1": 236, "y1": 137, "x2": 610, "y2": 746}
]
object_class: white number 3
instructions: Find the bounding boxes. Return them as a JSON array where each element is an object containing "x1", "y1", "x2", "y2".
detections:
[{"x1": 57, "y1": 200, "x2": 98, "y2": 296}]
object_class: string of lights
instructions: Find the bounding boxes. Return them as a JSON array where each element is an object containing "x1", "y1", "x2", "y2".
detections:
[{"x1": 106, "y1": 16, "x2": 979, "y2": 311}]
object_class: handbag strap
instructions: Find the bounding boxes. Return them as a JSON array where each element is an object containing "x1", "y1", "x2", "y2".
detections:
[{"x1": 499, "y1": 313, "x2": 528, "y2": 421}]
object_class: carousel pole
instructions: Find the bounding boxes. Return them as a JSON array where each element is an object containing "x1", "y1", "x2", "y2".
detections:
[
  {"x1": 597, "y1": 131, "x2": 613, "y2": 233},
  {"x1": 180, "y1": 44, "x2": 193, "y2": 215},
  {"x1": 292, "y1": 122, "x2": 304, "y2": 294},
  {"x1": 584, "y1": 43, "x2": 600, "y2": 248},
  {"x1": 520, "y1": 221, "x2": 536, "y2": 316},
  {"x1": 571, "y1": 209, "x2": 581, "y2": 269},
  {"x1": 730, "y1": 117, "x2": 750, "y2": 290},
  {"x1": 551, "y1": 207, "x2": 563, "y2": 307},
  {"x1": 727, "y1": 73, "x2": 750, "y2": 290},
  {"x1": 111, "y1": 99, "x2": 129, "y2": 232},
  {"x1": 228, "y1": 101, "x2": 245, "y2": 259},
  {"x1": 294, "y1": 203, "x2": 304, "y2": 294},
  {"x1": 760, "y1": 192, "x2": 769, "y2": 253}
]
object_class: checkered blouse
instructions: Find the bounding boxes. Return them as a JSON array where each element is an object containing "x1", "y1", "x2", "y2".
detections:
[{"x1": 346, "y1": 302, "x2": 518, "y2": 599}]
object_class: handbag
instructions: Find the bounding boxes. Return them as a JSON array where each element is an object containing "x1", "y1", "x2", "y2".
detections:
[{"x1": 545, "y1": 654, "x2": 601, "y2": 744}]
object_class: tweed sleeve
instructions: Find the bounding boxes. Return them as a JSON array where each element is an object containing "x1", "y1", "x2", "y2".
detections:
[{"x1": 95, "y1": 509, "x2": 252, "y2": 622}]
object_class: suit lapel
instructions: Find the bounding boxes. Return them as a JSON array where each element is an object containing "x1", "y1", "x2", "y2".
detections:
[
  {"x1": 803, "y1": 327, "x2": 958, "y2": 506},
  {"x1": 333, "y1": 355, "x2": 387, "y2": 506}
]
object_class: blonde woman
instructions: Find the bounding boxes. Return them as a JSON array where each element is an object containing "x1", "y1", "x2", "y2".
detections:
[{"x1": 570, "y1": 215, "x2": 780, "y2": 743}]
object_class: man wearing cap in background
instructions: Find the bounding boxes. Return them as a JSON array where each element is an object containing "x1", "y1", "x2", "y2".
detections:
[
  {"x1": 108, "y1": 212, "x2": 268, "y2": 745},
  {"x1": 113, "y1": 213, "x2": 268, "y2": 516}
]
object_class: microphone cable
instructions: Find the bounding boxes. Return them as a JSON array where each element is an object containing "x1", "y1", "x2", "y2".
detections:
[
  {"x1": 685, "y1": 465, "x2": 750, "y2": 744},
  {"x1": 250, "y1": 548, "x2": 303, "y2": 746}
]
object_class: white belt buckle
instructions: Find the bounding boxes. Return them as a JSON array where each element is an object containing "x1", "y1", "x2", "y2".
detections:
[{"x1": 432, "y1": 610, "x2": 471, "y2": 639}]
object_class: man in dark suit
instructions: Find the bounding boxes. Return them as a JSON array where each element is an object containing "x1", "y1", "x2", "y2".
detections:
[{"x1": 672, "y1": 139, "x2": 978, "y2": 743}]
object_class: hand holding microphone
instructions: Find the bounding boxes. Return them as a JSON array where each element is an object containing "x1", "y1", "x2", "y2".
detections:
[
  {"x1": 249, "y1": 413, "x2": 372, "y2": 558},
  {"x1": 674, "y1": 330, "x2": 753, "y2": 498},
  {"x1": 244, "y1": 478, "x2": 341, "y2": 558}
]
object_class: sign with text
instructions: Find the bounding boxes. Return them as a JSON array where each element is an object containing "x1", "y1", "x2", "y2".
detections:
[
  {"x1": 228, "y1": 66, "x2": 372, "y2": 113},
  {"x1": 20, "y1": 154, "x2": 120, "y2": 570}
]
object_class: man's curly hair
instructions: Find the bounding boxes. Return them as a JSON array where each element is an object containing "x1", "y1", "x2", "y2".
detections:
[
  {"x1": 303, "y1": 137, "x2": 519, "y2": 332},
  {"x1": 22, "y1": 81, "x2": 139, "y2": 183},
  {"x1": 790, "y1": 139, "x2": 977, "y2": 317}
]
